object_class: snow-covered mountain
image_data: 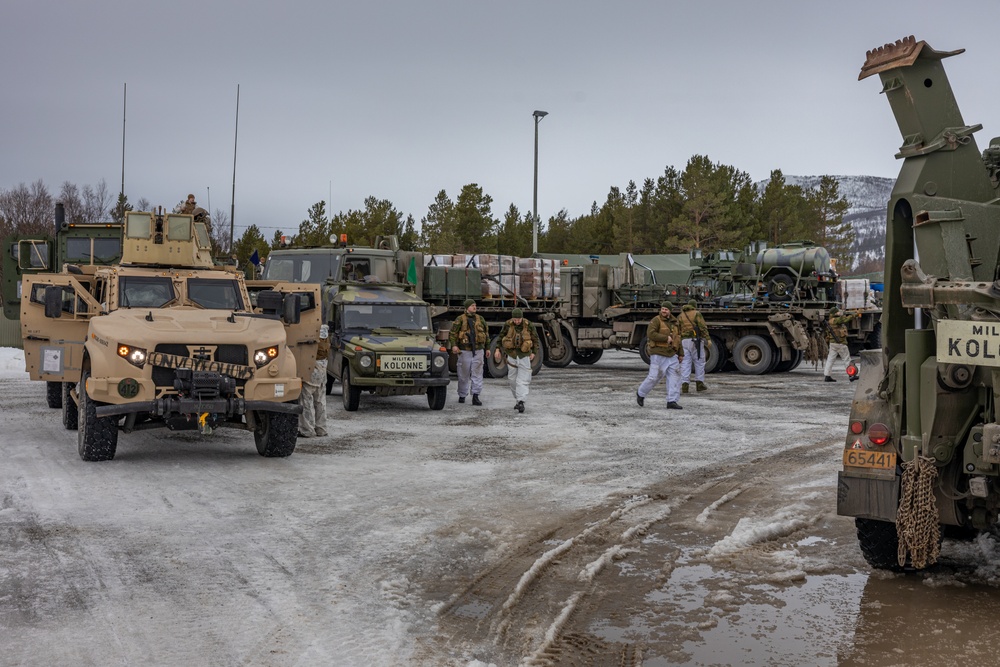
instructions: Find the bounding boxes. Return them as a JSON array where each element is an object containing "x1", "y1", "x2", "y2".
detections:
[{"x1": 778, "y1": 175, "x2": 894, "y2": 274}]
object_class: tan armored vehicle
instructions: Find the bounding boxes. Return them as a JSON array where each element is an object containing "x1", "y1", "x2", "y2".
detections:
[{"x1": 21, "y1": 208, "x2": 321, "y2": 461}]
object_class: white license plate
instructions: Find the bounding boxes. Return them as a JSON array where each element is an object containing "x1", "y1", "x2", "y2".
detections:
[
  {"x1": 936, "y1": 320, "x2": 1000, "y2": 367},
  {"x1": 380, "y1": 355, "x2": 428, "y2": 372}
]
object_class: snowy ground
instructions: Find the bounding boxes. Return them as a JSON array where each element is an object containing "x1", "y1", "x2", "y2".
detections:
[{"x1": 2, "y1": 349, "x2": 1000, "y2": 666}]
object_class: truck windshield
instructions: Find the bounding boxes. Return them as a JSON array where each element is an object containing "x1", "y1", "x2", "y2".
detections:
[
  {"x1": 342, "y1": 304, "x2": 430, "y2": 331},
  {"x1": 187, "y1": 278, "x2": 244, "y2": 310},
  {"x1": 119, "y1": 276, "x2": 175, "y2": 308},
  {"x1": 263, "y1": 253, "x2": 335, "y2": 283}
]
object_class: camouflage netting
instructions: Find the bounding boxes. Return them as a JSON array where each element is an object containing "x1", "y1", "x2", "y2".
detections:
[{"x1": 896, "y1": 454, "x2": 941, "y2": 568}]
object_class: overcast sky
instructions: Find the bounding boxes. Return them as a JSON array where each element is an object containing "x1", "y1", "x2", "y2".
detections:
[{"x1": 4, "y1": 1, "x2": 999, "y2": 239}]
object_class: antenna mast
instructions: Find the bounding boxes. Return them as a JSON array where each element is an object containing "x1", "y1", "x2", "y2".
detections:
[
  {"x1": 230, "y1": 84, "x2": 240, "y2": 253},
  {"x1": 121, "y1": 83, "x2": 127, "y2": 198}
]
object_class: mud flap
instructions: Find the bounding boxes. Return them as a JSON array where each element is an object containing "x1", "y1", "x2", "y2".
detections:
[{"x1": 837, "y1": 472, "x2": 899, "y2": 522}]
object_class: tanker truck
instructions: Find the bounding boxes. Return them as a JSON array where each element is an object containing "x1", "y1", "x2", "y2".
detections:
[{"x1": 838, "y1": 36, "x2": 1000, "y2": 569}]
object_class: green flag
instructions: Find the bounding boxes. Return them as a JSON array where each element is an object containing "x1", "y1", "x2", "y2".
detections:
[{"x1": 407, "y1": 256, "x2": 418, "y2": 284}]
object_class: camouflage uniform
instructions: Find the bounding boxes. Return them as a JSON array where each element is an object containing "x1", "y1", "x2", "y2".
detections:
[
  {"x1": 678, "y1": 301, "x2": 711, "y2": 392},
  {"x1": 448, "y1": 300, "x2": 488, "y2": 404},
  {"x1": 823, "y1": 307, "x2": 856, "y2": 381},
  {"x1": 299, "y1": 325, "x2": 330, "y2": 437},
  {"x1": 180, "y1": 194, "x2": 197, "y2": 215},
  {"x1": 637, "y1": 304, "x2": 684, "y2": 409},
  {"x1": 496, "y1": 309, "x2": 539, "y2": 412}
]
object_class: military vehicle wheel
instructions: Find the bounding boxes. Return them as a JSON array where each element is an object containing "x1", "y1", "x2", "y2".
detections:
[
  {"x1": 78, "y1": 371, "x2": 118, "y2": 462},
  {"x1": 732, "y1": 335, "x2": 774, "y2": 375},
  {"x1": 542, "y1": 325, "x2": 573, "y2": 368},
  {"x1": 767, "y1": 272, "x2": 795, "y2": 301},
  {"x1": 856, "y1": 518, "x2": 903, "y2": 571},
  {"x1": 573, "y1": 349, "x2": 603, "y2": 365},
  {"x1": 62, "y1": 380, "x2": 79, "y2": 431},
  {"x1": 864, "y1": 321, "x2": 883, "y2": 350},
  {"x1": 530, "y1": 343, "x2": 544, "y2": 376},
  {"x1": 326, "y1": 372, "x2": 335, "y2": 395},
  {"x1": 705, "y1": 335, "x2": 727, "y2": 373},
  {"x1": 486, "y1": 337, "x2": 508, "y2": 379},
  {"x1": 773, "y1": 349, "x2": 803, "y2": 373},
  {"x1": 254, "y1": 409, "x2": 298, "y2": 457},
  {"x1": 46, "y1": 381, "x2": 63, "y2": 409},
  {"x1": 427, "y1": 386, "x2": 447, "y2": 410},
  {"x1": 638, "y1": 336, "x2": 651, "y2": 365},
  {"x1": 342, "y1": 366, "x2": 361, "y2": 411},
  {"x1": 765, "y1": 340, "x2": 783, "y2": 373}
]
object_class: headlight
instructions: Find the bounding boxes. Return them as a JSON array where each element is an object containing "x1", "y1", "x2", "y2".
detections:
[
  {"x1": 254, "y1": 346, "x2": 279, "y2": 368},
  {"x1": 359, "y1": 354, "x2": 373, "y2": 368},
  {"x1": 433, "y1": 355, "x2": 446, "y2": 369},
  {"x1": 117, "y1": 344, "x2": 147, "y2": 368}
]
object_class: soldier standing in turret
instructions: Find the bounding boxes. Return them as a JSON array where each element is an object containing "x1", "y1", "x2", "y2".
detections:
[
  {"x1": 449, "y1": 299, "x2": 488, "y2": 405},
  {"x1": 180, "y1": 193, "x2": 197, "y2": 214},
  {"x1": 678, "y1": 299, "x2": 712, "y2": 394},
  {"x1": 823, "y1": 306, "x2": 857, "y2": 382},
  {"x1": 636, "y1": 302, "x2": 684, "y2": 409},
  {"x1": 494, "y1": 307, "x2": 539, "y2": 413}
]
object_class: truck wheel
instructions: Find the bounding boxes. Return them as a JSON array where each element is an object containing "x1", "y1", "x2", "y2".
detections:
[
  {"x1": 530, "y1": 343, "x2": 544, "y2": 376},
  {"x1": 342, "y1": 366, "x2": 361, "y2": 411},
  {"x1": 326, "y1": 372, "x2": 335, "y2": 395},
  {"x1": 46, "y1": 381, "x2": 63, "y2": 409},
  {"x1": 767, "y1": 272, "x2": 795, "y2": 301},
  {"x1": 705, "y1": 335, "x2": 727, "y2": 373},
  {"x1": 486, "y1": 337, "x2": 508, "y2": 379},
  {"x1": 773, "y1": 349, "x2": 803, "y2": 373},
  {"x1": 542, "y1": 325, "x2": 573, "y2": 368},
  {"x1": 62, "y1": 380, "x2": 79, "y2": 431},
  {"x1": 638, "y1": 336, "x2": 651, "y2": 365},
  {"x1": 254, "y1": 409, "x2": 298, "y2": 457},
  {"x1": 855, "y1": 518, "x2": 903, "y2": 571},
  {"x1": 572, "y1": 349, "x2": 603, "y2": 365},
  {"x1": 427, "y1": 386, "x2": 447, "y2": 410},
  {"x1": 864, "y1": 321, "x2": 883, "y2": 350},
  {"x1": 78, "y1": 371, "x2": 118, "y2": 462},
  {"x1": 732, "y1": 335, "x2": 774, "y2": 375}
]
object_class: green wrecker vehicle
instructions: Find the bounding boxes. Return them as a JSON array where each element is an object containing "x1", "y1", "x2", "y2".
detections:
[
  {"x1": 19, "y1": 206, "x2": 321, "y2": 461},
  {"x1": 839, "y1": 36, "x2": 1000, "y2": 569}
]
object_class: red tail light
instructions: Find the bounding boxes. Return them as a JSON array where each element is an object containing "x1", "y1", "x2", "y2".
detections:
[
  {"x1": 868, "y1": 423, "x2": 891, "y2": 446},
  {"x1": 846, "y1": 362, "x2": 858, "y2": 377},
  {"x1": 849, "y1": 421, "x2": 864, "y2": 435}
]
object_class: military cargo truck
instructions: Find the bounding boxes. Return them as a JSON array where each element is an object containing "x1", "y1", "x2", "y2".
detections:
[
  {"x1": 264, "y1": 237, "x2": 879, "y2": 377},
  {"x1": 838, "y1": 36, "x2": 1000, "y2": 569},
  {"x1": 21, "y1": 207, "x2": 321, "y2": 461}
]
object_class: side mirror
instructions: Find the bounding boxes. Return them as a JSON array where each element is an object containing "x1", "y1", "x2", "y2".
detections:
[
  {"x1": 282, "y1": 293, "x2": 301, "y2": 325},
  {"x1": 44, "y1": 285, "x2": 63, "y2": 318}
]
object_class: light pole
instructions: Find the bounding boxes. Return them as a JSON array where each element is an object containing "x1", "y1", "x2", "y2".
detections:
[{"x1": 532, "y1": 110, "x2": 548, "y2": 255}]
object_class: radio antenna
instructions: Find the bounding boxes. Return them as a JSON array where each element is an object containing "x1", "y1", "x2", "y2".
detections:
[{"x1": 230, "y1": 84, "x2": 240, "y2": 253}]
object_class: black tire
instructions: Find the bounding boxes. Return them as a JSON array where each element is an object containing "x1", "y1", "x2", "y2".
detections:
[
  {"x1": 78, "y1": 371, "x2": 118, "y2": 462},
  {"x1": 254, "y1": 409, "x2": 298, "y2": 457},
  {"x1": 542, "y1": 325, "x2": 573, "y2": 368},
  {"x1": 427, "y1": 386, "x2": 447, "y2": 410},
  {"x1": 62, "y1": 380, "x2": 79, "y2": 431},
  {"x1": 865, "y1": 321, "x2": 883, "y2": 350},
  {"x1": 530, "y1": 342, "x2": 544, "y2": 376},
  {"x1": 732, "y1": 335, "x2": 774, "y2": 375},
  {"x1": 326, "y1": 371, "x2": 335, "y2": 395},
  {"x1": 572, "y1": 349, "x2": 603, "y2": 365},
  {"x1": 638, "y1": 336, "x2": 651, "y2": 365},
  {"x1": 773, "y1": 349, "x2": 804, "y2": 373},
  {"x1": 765, "y1": 340, "x2": 783, "y2": 374},
  {"x1": 46, "y1": 381, "x2": 62, "y2": 409},
  {"x1": 705, "y1": 335, "x2": 727, "y2": 374},
  {"x1": 855, "y1": 518, "x2": 903, "y2": 571},
  {"x1": 486, "y1": 337, "x2": 508, "y2": 379},
  {"x1": 767, "y1": 272, "x2": 795, "y2": 301},
  {"x1": 342, "y1": 366, "x2": 361, "y2": 411}
]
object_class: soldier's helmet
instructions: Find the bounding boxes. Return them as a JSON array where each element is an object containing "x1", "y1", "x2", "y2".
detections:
[{"x1": 830, "y1": 306, "x2": 840, "y2": 315}]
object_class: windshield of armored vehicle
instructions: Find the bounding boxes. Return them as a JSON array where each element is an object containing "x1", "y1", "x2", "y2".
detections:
[
  {"x1": 119, "y1": 276, "x2": 175, "y2": 308},
  {"x1": 263, "y1": 253, "x2": 335, "y2": 283},
  {"x1": 342, "y1": 304, "x2": 430, "y2": 331},
  {"x1": 187, "y1": 278, "x2": 244, "y2": 310},
  {"x1": 65, "y1": 237, "x2": 122, "y2": 263}
]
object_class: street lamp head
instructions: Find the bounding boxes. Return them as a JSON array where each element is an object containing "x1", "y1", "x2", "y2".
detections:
[{"x1": 533, "y1": 110, "x2": 549, "y2": 119}]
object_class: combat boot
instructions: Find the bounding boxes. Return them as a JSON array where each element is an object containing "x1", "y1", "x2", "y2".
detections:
[
  {"x1": 681, "y1": 383, "x2": 689, "y2": 394},
  {"x1": 667, "y1": 402, "x2": 683, "y2": 410},
  {"x1": 696, "y1": 381, "x2": 707, "y2": 392},
  {"x1": 824, "y1": 376, "x2": 836, "y2": 383},
  {"x1": 636, "y1": 392, "x2": 644, "y2": 407},
  {"x1": 472, "y1": 394, "x2": 482, "y2": 406},
  {"x1": 458, "y1": 396, "x2": 466, "y2": 403},
  {"x1": 516, "y1": 401, "x2": 525, "y2": 413}
]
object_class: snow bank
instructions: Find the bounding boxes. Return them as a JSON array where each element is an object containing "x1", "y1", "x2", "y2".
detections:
[{"x1": 0, "y1": 348, "x2": 27, "y2": 379}]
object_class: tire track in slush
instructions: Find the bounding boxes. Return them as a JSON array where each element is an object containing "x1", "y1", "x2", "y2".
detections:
[{"x1": 429, "y1": 439, "x2": 837, "y2": 666}]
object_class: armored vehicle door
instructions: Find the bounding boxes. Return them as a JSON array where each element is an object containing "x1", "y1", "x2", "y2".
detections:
[
  {"x1": 2, "y1": 237, "x2": 53, "y2": 320},
  {"x1": 21, "y1": 273, "x2": 101, "y2": 383},
  {"x1": 262, "y1": 282, "x2": 322, "y2": 383}
]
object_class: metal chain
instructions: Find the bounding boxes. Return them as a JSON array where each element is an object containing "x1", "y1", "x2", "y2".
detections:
[{"x1": 896, "y1": 455, "x2": 941, "y2": 568}]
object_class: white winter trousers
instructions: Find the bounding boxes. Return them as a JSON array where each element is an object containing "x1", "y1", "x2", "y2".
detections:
[
  {"x1": 638, "y1": 354, "x2": 681, "y2": 403},
  {"x1": 505, "y1": 355, "x2": 531, "y2": 403}
]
